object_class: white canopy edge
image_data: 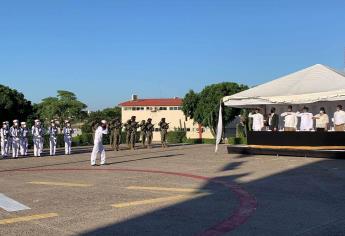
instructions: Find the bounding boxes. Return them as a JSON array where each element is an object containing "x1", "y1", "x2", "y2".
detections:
[{"x1": 223, "y1": 89, "x2": 345, "y2": 107}]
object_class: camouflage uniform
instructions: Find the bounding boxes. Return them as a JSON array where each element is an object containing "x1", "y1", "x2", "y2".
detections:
[
  {"x1": 139, "y1": 120, "x2": 147, "y2": 147},
  {"x1": 145, "y1": 119, "x2": 154, "y2": 149},
  {"x1": 124, "y1": 120, "x2": 132, "y2": 148},
  {"x1": 129, "y1": 117, "x2": 139, "y2": 150},
  {"x1": 113, "y1": 118, "x2": 122, "y2": 151},
  {"x1": 158, "y1": 118, "x2": 169, "y2": 148}
]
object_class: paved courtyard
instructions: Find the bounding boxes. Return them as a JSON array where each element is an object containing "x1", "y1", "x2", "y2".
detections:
[{"x1": 0, "y1": 144, "x2": 345, "y2": 236}]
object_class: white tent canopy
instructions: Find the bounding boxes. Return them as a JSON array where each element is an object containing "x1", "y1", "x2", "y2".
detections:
[
  {"x1": 215, "y1": 64, "x2": 345, "y2": 151},
  {"x1": 223, "y1": 64, "x2": 345, "y2": 107}
]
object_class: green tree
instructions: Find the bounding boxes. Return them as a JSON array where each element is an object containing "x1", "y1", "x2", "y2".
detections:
[
  {"x1": 81, "y1": 107, "x2": 121, "y2": 133},
  {"x1": 0, "y1": 84, "x2": 34, "y2": 123},
  {"x1": 182, "y1": 90, "x2": 199, "y2": 119},
  {"x1": 182, "y1": 82, "x2": 248, "y2": 136},
  {"x1": 35, "y1": 90, "x2": 87, "y2": 125}
]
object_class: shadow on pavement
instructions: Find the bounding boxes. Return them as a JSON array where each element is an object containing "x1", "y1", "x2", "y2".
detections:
[{"x1": 79, "y1": 156, "x2": 345, "y2": 235}]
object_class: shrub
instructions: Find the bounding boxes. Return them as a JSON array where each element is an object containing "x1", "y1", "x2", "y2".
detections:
[
  {"x1": 228, "y1": 137, "x2": 247, "y2": 145},
  {"x1": 167, "y1": 131, "x2": 186, "y2": 143},
  {"x1": 186, "y1": 138, "x2": 216, "y2": 144}
]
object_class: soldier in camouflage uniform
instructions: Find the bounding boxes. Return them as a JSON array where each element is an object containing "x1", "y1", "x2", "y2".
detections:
[
  {"x1": 129, "y1": 116, "x2": 139, "y2": 150},
  {"x1": 158, "y1": 118, "x2": 169, "y2": 148},
  {"x1": 145, "y1": 118, "x2": 154, "y2": 149},
  {"x1": 124, "y1": 119, "x2": 132, "y2": 149},
  {"x1": 139, "y1": 120, "x2": 147, "y2": 147},
  {"x1": 112, "y1": 117, "x2": 122, "y2": 151}
]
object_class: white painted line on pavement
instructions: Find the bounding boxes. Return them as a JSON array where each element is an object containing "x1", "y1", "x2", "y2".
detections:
[{"x1": 0, "y1": 193, "x2": 31, "y2": 212}]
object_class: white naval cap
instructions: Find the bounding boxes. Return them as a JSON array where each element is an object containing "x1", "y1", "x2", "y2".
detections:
[
  {"x1": 13, "y1": 119, "x2": 19, "y2": 123},
  {"x1": 21, "y1": 122, "x2": 26, "y2": 125},
  {"x1": 101, "y1": 120, "x2": 107, "y2": 124},
  {"x1": 65, "y1": 120, "x2": 70, "y2": 124}
]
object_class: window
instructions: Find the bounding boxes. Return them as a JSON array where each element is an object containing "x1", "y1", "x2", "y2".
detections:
[
  {"x1": 159, "y1": 107, "x2": 167, "y2": 110},
  {"x1": 177, "y1": 107, "x2": 182, "y2": 110},
  {"x1": 140, "y1": 107, "x2": 144, "y2": 110},
  {"x1": 169, "y1": 107, "x2": 174, "y2": 110},
  {"x1": 186, "y1": 128, "x2": 191, "y2": 132}
]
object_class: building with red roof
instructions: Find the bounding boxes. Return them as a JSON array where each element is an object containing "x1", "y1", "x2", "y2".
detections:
[{"x1": 118, "y1": 95, "x2": 213, "y2": 142}]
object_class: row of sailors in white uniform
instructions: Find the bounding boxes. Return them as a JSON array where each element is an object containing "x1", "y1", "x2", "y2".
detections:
[
  {"x1": 249, "y1": 105, "x2": 345, "y2": 132},
  {"x1": 0, "y1": 119, "x2": 74, "y2": 158}
]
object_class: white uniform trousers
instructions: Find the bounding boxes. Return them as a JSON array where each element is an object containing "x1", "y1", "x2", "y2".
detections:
[
  {"x1": 64, "y1": 136, "x2": 72, "y2": 155},
  {"x1": 12, "y1": 137, "x2": 20, "y2": 158},
  {"x1": 50, "y1": 137, "x2": 57, "y2": 156},
  {"x1": 20, "y1": 138, "x2": 28, "y2": 156},
  {"x1": 1, "y1": 139, "x2": 9, "y2": 157},
  {"x1": 91, "y1": 142, "x2": 106, "y2": 165},
  {"x1": 33, "y1": 137, "x2": 43, "y2": 157}
]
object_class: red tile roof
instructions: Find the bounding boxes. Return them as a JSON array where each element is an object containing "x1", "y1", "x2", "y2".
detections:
[{"x1": 119, "y1": 98, "x2": 182, "y2": 107}]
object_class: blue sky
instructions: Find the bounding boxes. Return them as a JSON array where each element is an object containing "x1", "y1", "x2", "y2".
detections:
[{"x1": 0, "y1": 0, "x2": 344, "y2": 110}]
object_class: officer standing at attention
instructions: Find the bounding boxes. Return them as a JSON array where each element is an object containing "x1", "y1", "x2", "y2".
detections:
[
  {"x1": 158, "y1": 118, "x2": 169, "y2": 148},
  {"x1": 248, "y1": 108, "x2": 264, "y2": 131},
  {"x1": 333, "y1": 105, "x2": 345, "y2": 131},
  {"x1": 49, "y1": 120, "x2": 59, "y2": 156},
  {"x1": 124, "y1": 119, "x2": 132, "y2": 149},
  {"x1": 130, "y1": 116, "x2": 139, "y2": 150},
  {"x1": 296, "y1": 107, "x2": 314, "y2": 131},
  {"x1": 10, "y1": 120, "x2": 21, "y2": 158},
  {"x1": 145, "y1": 118, "x2": 154, "y2": 149},
  {"x1": 1, "y1": 121, "x2": 10, "y2": 158},
  {"x1": 112, "y1": 117, "x2": 122, "y2": 151},
  {"x1": 313, "y1": 107, "x2": 329, "y2": 131},
  {"x1": 20, "y1": 122, "x2": 29, "y2": 156},
  {"x1": 281, "y1": 105, "x2": 298, "y2": 131},
  {"x1": 139, "y1": 120, "x2": 147, "y2": 147},
  {"x1": 32, "y1": 119, "x2": 45, "y2": 157},
  {"x1": 63, "y1": 120, "x2": 74, "y2": 155},
  {"x1": 91, "y1": 120, "x2": 108, "y2": 166}
]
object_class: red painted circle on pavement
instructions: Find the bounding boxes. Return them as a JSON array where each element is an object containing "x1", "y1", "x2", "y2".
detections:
[{"x1": 4, "y1": 167, "x2": 257, "y2": 235}]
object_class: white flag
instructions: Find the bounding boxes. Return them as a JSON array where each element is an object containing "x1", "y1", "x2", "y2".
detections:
[{"x1": 215, "y1": 102, "x2": 223, "y2": 152}]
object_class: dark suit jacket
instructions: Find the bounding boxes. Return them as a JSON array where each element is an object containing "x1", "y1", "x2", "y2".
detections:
[{"x1": 270, "y1": 113, "x2": 279, "y2": 131}]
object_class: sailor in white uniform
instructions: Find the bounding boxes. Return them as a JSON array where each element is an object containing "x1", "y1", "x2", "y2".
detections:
[
  {"x1": 63, "y1": 120, "x2": 73, "y2": 155},
  {"x1": 91, "y1": 120, "x2": 108, "y2": 166},
  {"x1": 10, "y1": 120, "x2": 20, "y2": 158},
  {"x1": 32, "y1": 119, "x2": 45, "y2": 157},
  {"x1": 20, "y1": 122, "x2": 29, "y2": 156},
  {"x1": 49, "y1": 120, "x2": 59, "y2": 156},
  {"x1": 1, "y1": 121, "x2": 10, "y2": 158}
]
